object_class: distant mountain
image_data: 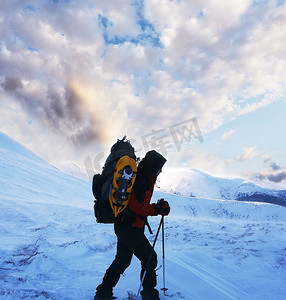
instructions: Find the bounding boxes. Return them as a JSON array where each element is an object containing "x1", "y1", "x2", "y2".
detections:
[
  {"x1": 159, "y1": 168, "x2": 286, "y2": 207},
  {"x1": 53, "y1": 162, "x2": 286, "y2": 207},
  {"x1": 55, "y1": 161, "x2": 89, "y2": 181},
  {"x1": 2, "y1": 131, "x2": 285, "y2": 208}
]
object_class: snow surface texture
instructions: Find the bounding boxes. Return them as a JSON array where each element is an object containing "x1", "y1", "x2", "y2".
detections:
[{"x1": 1, "y1": 132, "x2": 286, "y2": 299}]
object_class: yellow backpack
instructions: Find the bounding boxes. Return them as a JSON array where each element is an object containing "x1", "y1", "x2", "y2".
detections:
[{"x1": 92, "y1": 137, "x2": 137, "y2": 223}]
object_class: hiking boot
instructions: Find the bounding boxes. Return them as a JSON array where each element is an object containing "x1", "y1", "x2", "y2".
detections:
[
  {"x1": 140, "y1": 288, "x2": 160, "y2": 300},
  {"x1": 94, "y1": 283, "x2": 115, "y2": 300},
  {"x1": 95, "y1": 268, "x2": 120, "y2": 300},
  {"x1": 94, "y1": 295, "x2": 116, "y2": 300}
]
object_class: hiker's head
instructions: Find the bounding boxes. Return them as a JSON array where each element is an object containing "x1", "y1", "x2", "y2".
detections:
[{"x1": 140, "y1": 150, "x2": 167, "y2": 176}]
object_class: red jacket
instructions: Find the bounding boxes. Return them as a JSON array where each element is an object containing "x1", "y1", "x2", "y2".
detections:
[{"x1": 128, "y1": 174, "x2": 157, "y2": 229}]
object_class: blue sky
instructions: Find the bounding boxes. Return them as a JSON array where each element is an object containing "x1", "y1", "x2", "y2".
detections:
[
  {"x1": 195, "y1": 101, "x2": 286, "y2": 178},
  {"x1": 0, "y1": 0, "x2": 286, "y2": 187}
]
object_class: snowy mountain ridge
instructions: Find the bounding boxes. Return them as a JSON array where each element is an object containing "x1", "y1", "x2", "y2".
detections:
[
  {"x1": 159, "y1": 167, "x2": 286, "y2": 206},
  {"x1": 54, "y1": 160, "x2": 286, "y2": 207},
  {"x1": 1, "y1": 132, "x2": 286, "y2": 299}
]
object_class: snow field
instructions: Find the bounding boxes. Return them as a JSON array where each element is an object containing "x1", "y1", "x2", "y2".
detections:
[{"x1": 1, "y1": 132, "x2": 286, "y2": 299}]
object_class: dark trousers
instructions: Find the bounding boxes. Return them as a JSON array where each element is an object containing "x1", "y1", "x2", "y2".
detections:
[{"x1": 109, "y1": 223, "x2": 158, "y2": 289}]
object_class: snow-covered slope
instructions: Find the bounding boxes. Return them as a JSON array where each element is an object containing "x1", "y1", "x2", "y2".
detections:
[
  {"x1": 55, "y1": 161, "x2": 89, "y2": 181},
  {"x1": 0, "y1": 132, "x2": 90, "y2": 208},
  {"x1": 159, "y1": 168, "x2": 286, "y2": 206},
  {"x1": 1, "y1": 132, "x2": 286, "y2": 299}
]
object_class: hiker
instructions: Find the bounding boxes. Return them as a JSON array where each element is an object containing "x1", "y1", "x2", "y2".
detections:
[{"x1": 94, "y1": 150, "x2": 170, "y2": 300}]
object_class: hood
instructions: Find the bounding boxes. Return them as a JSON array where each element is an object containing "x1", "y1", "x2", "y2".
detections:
[{"x1": 139, "y1": 150, "x2": 167, "y2": 177}]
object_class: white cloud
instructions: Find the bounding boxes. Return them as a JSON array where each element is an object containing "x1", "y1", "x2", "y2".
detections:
[
  {"x1": 263, "y1": 155, "x2": 271, "y2": 163},
  {"x1": 165, "y1": 146, "x2": 229, "y2": 178},
  {"x1": 1, "y1": 0, "x2": 286, "y2": 171},
  {"x1": 222, "y1": 129, "x2": 235, "y2": 140},
  {"x1": 238, "y1": 97, "x2": 273, "y2": 115},
  {"x1": 251, "y1": 168, "x2": 286, "y2": 186},
  {"x1": 225, "y1": 158, "x2": 233, "y2": 165},
  {"x1": 236, "y1": 147, "x2": 259, "y2": 162},
  {"x1": 101, "y1": 3, "x2": 139, "y2": 37}
]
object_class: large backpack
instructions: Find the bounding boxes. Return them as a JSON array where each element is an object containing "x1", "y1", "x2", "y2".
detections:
[{"x1": 92, "y1": 136, "x2": 138, "y2": 223}]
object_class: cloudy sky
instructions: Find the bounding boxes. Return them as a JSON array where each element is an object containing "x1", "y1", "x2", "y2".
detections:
[{"x1": 1, "y1": 0, "x2": 286, "y2": 187}]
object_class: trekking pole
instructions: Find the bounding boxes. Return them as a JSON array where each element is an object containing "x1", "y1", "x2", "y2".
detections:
[
  {"x1": 137, "y1": 215, "x2": 164, "y2": 297},
  {"x1": 161, "y1": 216, "x2": 168, "y2": 295}
]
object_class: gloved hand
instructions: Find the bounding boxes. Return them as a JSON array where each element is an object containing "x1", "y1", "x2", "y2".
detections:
[{"x1": 154, "y1": 198, "x2": 170, "y2": 216}]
